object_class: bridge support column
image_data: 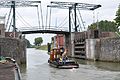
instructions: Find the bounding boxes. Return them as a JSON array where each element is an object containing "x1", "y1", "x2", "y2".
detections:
[
  {"x1": 11, "y1": 1, "x2": 16, "y2": 32},
  {"x1": 74, "y1": 3, "x2": 77, "y2": 32},
  {"x1": 65, "y1": 33, "x2": 75, "y2": 57},
  {"x1": 69, "y1": 7, "x2": 72, "y2": 33}
]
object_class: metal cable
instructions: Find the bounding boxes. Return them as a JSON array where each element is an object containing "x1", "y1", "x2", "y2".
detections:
[
  {"x1": 45, "y1": 7, "x2": 48, "y2": 29},
  {"x1": 58, "y1": 20, "x2": 68, "y2": 28},
  {"x1": 49, "y1": 7, "x2": 52, "y2": 29},
  {"x1": 40, "y1": 3, "x2": 44, "y2": 29},
  {"x1": 16, "y1": 11, "x2": 32, "y2": 27},
  {"x1": 8, "y1": 18, "x2": 12, "y2": 32},
  {"x1": 6, "y1": 8, "x2": 12, "y2": 29},
  {"x1": 57, "y1": 16, "x2": 68, "y2": 27},
  {"x1": 77, "y1": 9, "x2": 85, "y2": 29},
  {"x1": 76, "y1": 13, "x2": 82, "y2": 31},
  {"x1": 71, "y1": 12, "x2": 75, "y2": 30},
  {"x1": 16, "y1": 15, "x2": 29, "y2": 27},
  {"x1": 37, "y1": 6, "x2": 41, "y2": 29}
]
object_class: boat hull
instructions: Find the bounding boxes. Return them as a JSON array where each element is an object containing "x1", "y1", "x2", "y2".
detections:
[{"x1": 48, "y1": 59, "x2": 79, "y2": 69}]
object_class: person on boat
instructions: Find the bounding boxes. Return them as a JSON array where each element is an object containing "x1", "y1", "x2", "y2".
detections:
[
  {"x1": 55, "y1": 48, "x2": 61, "y2": 62},
  {"x1": 54, "y1": 49, "x2": 57, "y2": 59},
  {"x1": 62, "y1": 48, "x2": 68, "y2": 64},
  {"x1": 54, "y1": 48, "x2": 60, "y2": 62},
  {"x1": 60, "y1": 47, "x2": 64, "y2": 56},
  {"x1": 50, "y1": 49, "x2": 54, "y2": 61}
]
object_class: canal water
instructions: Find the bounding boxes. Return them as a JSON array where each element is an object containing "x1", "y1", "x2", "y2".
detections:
[{"x1": 20, "y1": 48, "x2": 120, "y2": 80}]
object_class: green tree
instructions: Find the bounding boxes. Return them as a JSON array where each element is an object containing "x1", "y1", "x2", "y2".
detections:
[
  {"x1": 25, "y1": 39, "x2": 31, "y2": 48},
  {"x1": 34, "y1": 37, "x2": 43, "y2": 46},
  {"x1": 115, "y1": 5, "x2": 120, "y2": 27},
  {"x1": 88, "y1": 20, "x2": 117, "y2": 32}
]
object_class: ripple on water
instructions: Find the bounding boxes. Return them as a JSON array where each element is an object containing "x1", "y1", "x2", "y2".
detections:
[{"x1": 21, "y1": 48, "x2": 120, "y2": 80}]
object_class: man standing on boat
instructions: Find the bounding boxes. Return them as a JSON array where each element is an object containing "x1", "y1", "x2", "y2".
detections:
[
  {"x1": 60, "y1": 47, "x2": 64, "y2": 56},
  {"x1": 62, "y1": 48, "x2": 68, "y2": 64}
]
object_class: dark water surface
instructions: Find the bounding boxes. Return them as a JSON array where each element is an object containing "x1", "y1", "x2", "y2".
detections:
[{"x1": 20, "y1": 48, "x2": 120, "y2": 80}]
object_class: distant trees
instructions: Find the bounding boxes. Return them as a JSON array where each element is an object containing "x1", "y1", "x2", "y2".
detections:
[
  {"x1": 88, "y1": 20, "x2": 118, "y2": 32},
  {"x1": 25, "y1": 39, "x2": 31, "y2": 48},
  {"x1": 34, "y1": 37, "x2": 43, "y2": 46},
  {"x1": 115, "y1": 5, "x2": 120, "y2": 27},
  {"x1": 88, "y1": 5, "x2": 120, "y2": 32}
]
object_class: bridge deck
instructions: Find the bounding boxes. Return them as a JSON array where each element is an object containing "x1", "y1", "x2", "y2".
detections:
[{"x1": 21, "y1": 30, "x2": 70, "y2": 35}]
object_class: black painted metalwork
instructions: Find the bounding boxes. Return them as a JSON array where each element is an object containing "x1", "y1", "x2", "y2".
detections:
[
  {"x1": 69, "y1": 7, "x2": 72, "y2": 33},
  {"x1": 47, "y1": 1, "x2": 101, "y2": 32},
  {"x1": 0, "y1": 0, "x2": 41, "y2": 32},
  {"x1": 48, "y1": 1, "x2": 101, "y2": 10},
  {"x1": 21, "y1": 29, "x2": 69, "y2": 35},
  {"x1": 0, "y1": 1, "x2": 41, "y2": 8},
  {"x1": 11, "y1": 1, "x2": 16, "y2": 32}
]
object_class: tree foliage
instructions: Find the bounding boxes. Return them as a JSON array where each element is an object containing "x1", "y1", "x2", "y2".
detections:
[
  {"x1": 88, "y1": 20, "x2": 117, "y2": 32},
  {"x1": 25, "y1": 39, "x2": 31, "y2": 48},
  {"x1": 115, "y1": 5, "x2": 120, "y2": 27},
  {"x1": 34, "y1": 37, "x2": 43, "y2": 46}
]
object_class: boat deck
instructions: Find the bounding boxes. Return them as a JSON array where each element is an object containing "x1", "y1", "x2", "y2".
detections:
[{"x1": 0, "y1": 62, "x2": 15, "y2": 80}]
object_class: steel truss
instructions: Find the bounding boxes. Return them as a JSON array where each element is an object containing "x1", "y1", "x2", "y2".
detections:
[
  {"x1": 47, "y1": 1, "x2": 101, "y2": 32},
  {"x1": 47, "y1": 1, "x2": 101, "y2": 10},
  {"x1": 0, "y1": 0, "x2": 41, "y2": 8}
]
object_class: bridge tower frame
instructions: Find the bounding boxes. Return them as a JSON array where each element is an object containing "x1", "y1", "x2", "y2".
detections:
[
  {"x1": 47, "y1": 1, "x2": 101, "y2": 32},
  {"x1": 0, "y1": 0, "x2": 41, "y2": 33}
]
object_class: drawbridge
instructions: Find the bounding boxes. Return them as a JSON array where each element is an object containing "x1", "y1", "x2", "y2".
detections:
[{"x1": 0, "y1": 0, "x2": 101, "y2": 34}]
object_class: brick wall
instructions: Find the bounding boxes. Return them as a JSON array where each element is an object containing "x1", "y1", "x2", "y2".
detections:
[{"x1": 0, "y1": 38, "x2": 26, "y2": 64}]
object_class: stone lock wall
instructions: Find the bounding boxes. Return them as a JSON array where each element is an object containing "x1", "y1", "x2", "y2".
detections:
[
  {"x1": 99, "y1": 38, "x2": 120, "y2": 62},
  {"x1": 0, "y1": 37, "x2": 26, "y2": 64},
  {"x1": 86, "y1": 38, "x2": 120, "y2": 62}
]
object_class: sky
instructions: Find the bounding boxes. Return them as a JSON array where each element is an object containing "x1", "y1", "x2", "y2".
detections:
[{"x1": 0, "y1": 0, "x2": 120, "y2": 45}]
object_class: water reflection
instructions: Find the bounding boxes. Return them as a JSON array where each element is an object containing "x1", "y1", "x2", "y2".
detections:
[
  {"x1": 20, "y1": 48, "x2": 120, "y2": 80},
  {"x1": 75, "y1": 59, "x2": 120, "y2": 71}
]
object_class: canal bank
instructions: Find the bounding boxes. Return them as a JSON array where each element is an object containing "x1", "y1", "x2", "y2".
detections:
[
  {"x1": 0, "y1": 37, "x2": 26, "y2": 64},
  {"x1": 21, "y1": 48, "x2": 120, "y2": 80},
  {"x1": 0, "y1": 22, "x2": 26, "y2": 64}
]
